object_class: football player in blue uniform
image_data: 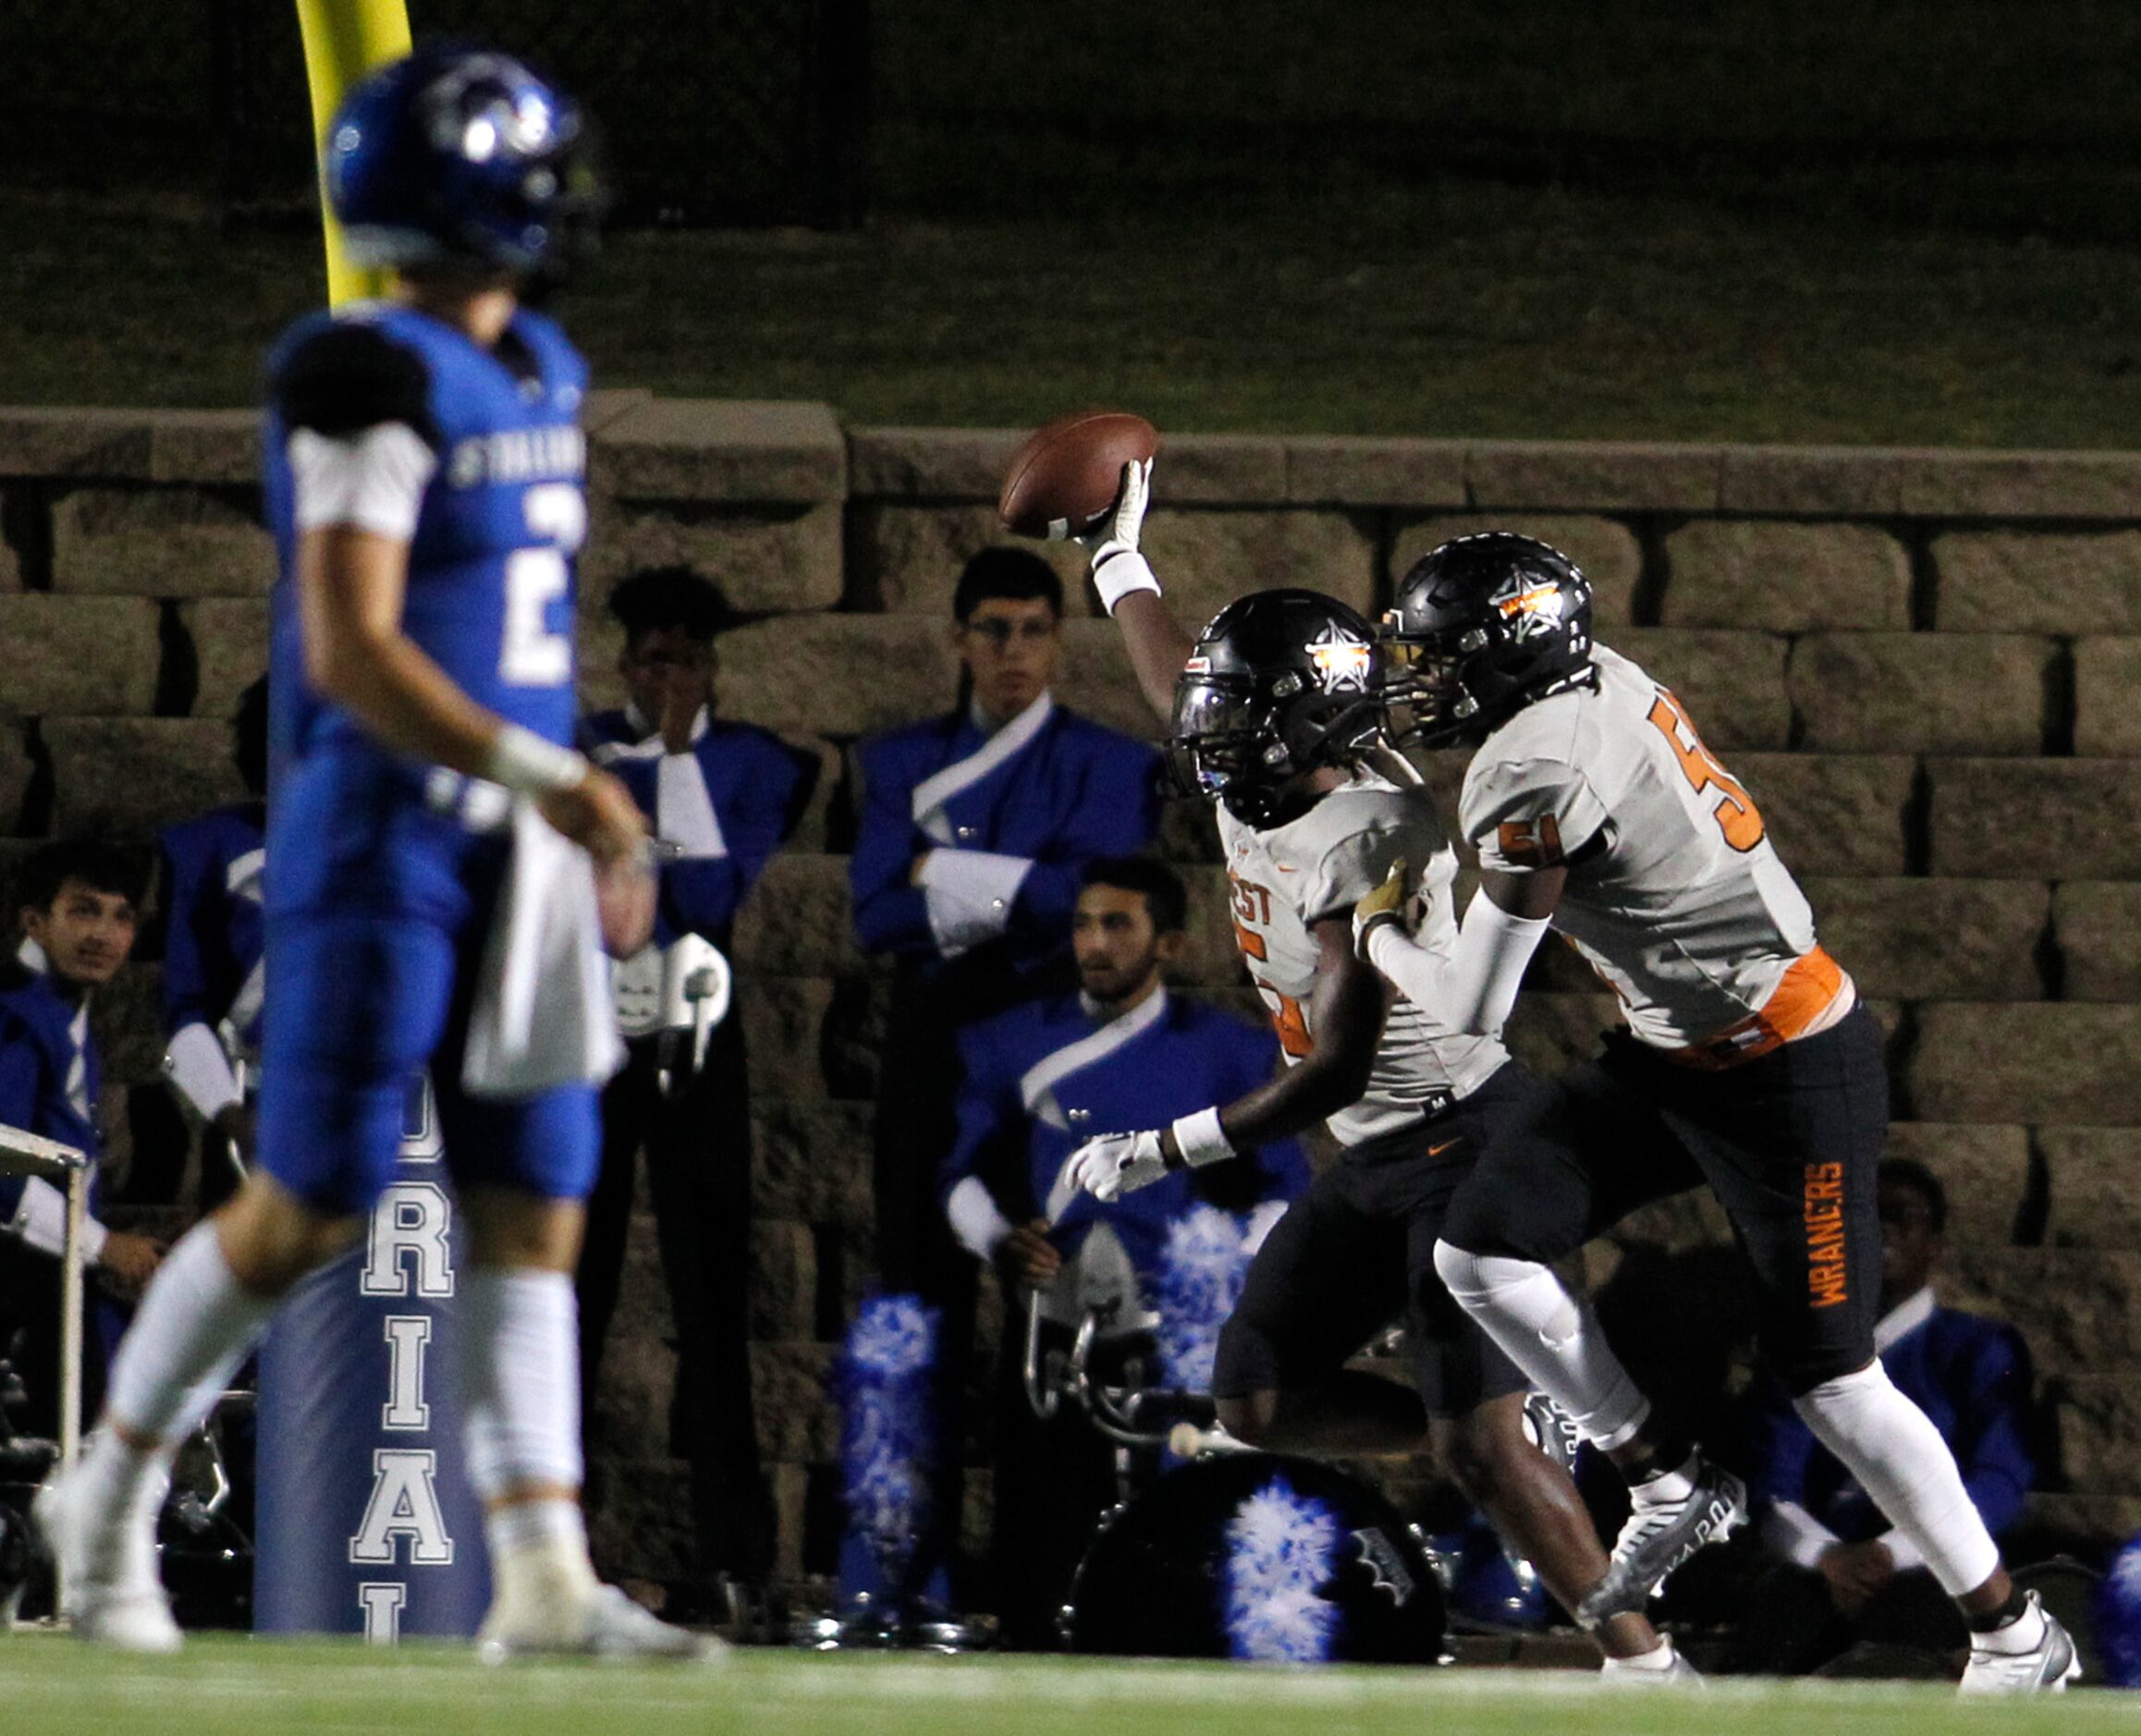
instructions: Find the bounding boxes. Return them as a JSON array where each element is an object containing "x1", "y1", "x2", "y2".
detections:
[
  {"x1": 38, "y1": 46, "x2": 702, "y2": 1659},
  {"x1": 157, "y1": 676, "x2": 268, "y2": 1204}
]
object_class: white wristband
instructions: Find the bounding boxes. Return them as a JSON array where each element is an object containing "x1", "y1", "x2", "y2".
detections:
[
  {"x1": 487, "y1": 724, "x2": 588, "y2": 798},
  {"x1": 1092, "y1": 547, "x2": 1162, "y2": 616},
  {"x1": 1170, "y1": 1106, "x2": 1235, "y2": 1168}
]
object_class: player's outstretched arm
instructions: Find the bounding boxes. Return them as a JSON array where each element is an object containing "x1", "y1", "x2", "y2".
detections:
[
  {"x1": 299, "y1": 523, "x2": 646, "y2": 867},
  {"x1": 1060, "y1": 914, "x2": 1383, "y2": 1204},
  {"x1": 1079, "y1": 458, "x2": 1193, "y2": 721},
  {"x1": 1354, "y1": 862, "x2": 1561, "y2": 1035}
]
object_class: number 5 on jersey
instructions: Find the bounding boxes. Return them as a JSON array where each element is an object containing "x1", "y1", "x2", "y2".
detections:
[
  {"x1": 1647, "y1": 686, "x2": 1765, "y2": 851},
  {"x1": 1230, "y1": 876, "x2": 1315, "y2": 1058},
  {"x1": 500, "y1": 483, "x2": 586, "y2": 687}
]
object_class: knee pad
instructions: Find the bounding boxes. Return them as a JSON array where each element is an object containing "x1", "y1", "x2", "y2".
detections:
[
  {"x1": 1430, "y1": 1241, "x2": 1649, "y2": 1450},
  {"x1": 1431, "y1": 1241, "x2": 1577, "y2": 1346}
]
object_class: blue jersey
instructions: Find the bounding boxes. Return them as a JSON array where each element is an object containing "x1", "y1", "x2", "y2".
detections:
[
  {"x1": 851, "y1": 699, "x2": 1160, "y2": 987},
  {"x1": 250, "y1": 300, "x2": 603, "y2": 1218},
  {"x1": 261, "y1": 301, "x2": 589, "y2": 918},
  {"x1": 583, "y1": 706, "x2": 816, "y2": 947},
  {"x1": 942, "y1": 987, "x2": 1309, "y2": 1282},
  {"x1": 158, "y1": 801, "x2": 266, "y2": 1050},
  {"x1": 0, "y1": 952, "x2": 102, "y2": 1222}
]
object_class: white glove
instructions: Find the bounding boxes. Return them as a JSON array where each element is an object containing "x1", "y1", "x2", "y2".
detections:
[
  {"x1": 1064, "y1": 1129, "x2": 1168, "y2": 1204},
  {"x1": 1079, "y1": 458, "x2": 1159, "y2": 615},
  {"x1": 1077, "y1": 456, "x2": 1151, "y2": 555}
]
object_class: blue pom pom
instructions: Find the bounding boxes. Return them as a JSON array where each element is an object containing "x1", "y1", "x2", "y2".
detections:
[
  {"x1": 1154, "y1": 1204, "x2": 1256, "y2": 1392},
  {"x1": 1223, "y1": 1473, "x2": 1341, "y2": 1663},
  {"x1": 835, "y1": 1293, "x2": 941, "y2": 1572},
  {"x1": 2097, "y1": 1534, "x2": 2141, "y2": 1687}
]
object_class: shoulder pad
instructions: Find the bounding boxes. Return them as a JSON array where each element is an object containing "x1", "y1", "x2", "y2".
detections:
[{"x1": 271, "y1": 322, "x2": 439, "y2": 446}]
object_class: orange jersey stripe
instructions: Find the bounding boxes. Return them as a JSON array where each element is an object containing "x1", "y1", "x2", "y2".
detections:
[{"x1": 1666, "y1": 946, "x2": 1851, "y2": 1071}]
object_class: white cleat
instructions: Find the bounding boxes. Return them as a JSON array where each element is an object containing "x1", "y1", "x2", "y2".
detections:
[
  {"x1": 479, "y1": 1581, "x2": 722, "y2": 1663},
  {"x1": 1958, "y1": 1592, "x2": 2081, "y2": 1694},
  {"x1": 1598, "y1": 1638, "x2": 1703, "y2": 1686},
  {"x1": 32, "y1": 1463, "x2": 181, "y2": 1655}
]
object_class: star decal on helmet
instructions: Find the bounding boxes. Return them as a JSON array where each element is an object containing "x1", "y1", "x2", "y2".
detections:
[
  {"x1": 1306, "y1": 622, "x2": 1373, "y2": 692},
  {"x1": 1493, "y1": 577, "x2": 1568, "y2": 643}
]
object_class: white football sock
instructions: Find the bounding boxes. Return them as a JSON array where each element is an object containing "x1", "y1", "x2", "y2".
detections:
[
  {"x1": 1433, "y1": 1242, "x2": 1651, "y2": 1449},
  {"x1": 1793, "y1": 1361, "x2": 2000, "y2": 1596},
  {"x1": 458, "y1": 1266, "x2": 586, "y2": 1504},
  {"x1": 483, "y1": 1494, "x2": 598, "y2": 1609},
  {"x1": 1604, "y1": 1635, "x2": 1679, "y2": 1671},
  {"x1": 67, "y1": 1429, "x2": 172, "y2": 1585},
  {"x1": 104, "y1": 1219, "x2": 276, "y2": 1451},
  {"x1": 486, "y1": 1495, "x2": 590, "y2": 1560},
  {"x1": 1975, "y1": 1596, "x2": 2049, "y2": 1654},
  {"x1": 1632, "y1": 1454, "x2": 1697, "y2": 1504}
]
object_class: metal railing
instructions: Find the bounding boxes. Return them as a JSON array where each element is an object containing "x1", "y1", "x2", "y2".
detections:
[{"x1": 0, "y1": 1124, "x2": 91, "y2": 1615}]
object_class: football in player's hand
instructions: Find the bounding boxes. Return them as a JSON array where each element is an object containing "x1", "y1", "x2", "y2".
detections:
[{"x1": 997, "y1": 410, "x2": 1159, "y2": 540}]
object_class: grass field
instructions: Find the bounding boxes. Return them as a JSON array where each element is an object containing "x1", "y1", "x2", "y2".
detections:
[
  {"x1": 10, "y1": 178, "x2": 2141, "y2": 449},
  {"x1": 0, "y1": 1636, "x2": 2125, "y2": 1736},
  {"x1": 12, "y1": 1, "x2": 2141, "y2": 446},
  {"x1": 12, "y1": 181, "x2": 2141, "y2": 446}
]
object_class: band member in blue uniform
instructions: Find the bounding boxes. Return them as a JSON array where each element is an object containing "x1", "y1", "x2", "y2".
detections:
[
  {"x1": 844, "y1": 546, "x2": 1160, "y2": 1626},
  {"x1": 940, "y1": 856, "x2": 1308, "y2": 1645},
  {"x1": 0, "y1": 843, "x2": 165, "y2": 1436},
  {"x1": 38, "y1": 46, "x2": 702, "y2": 1659},
  {"x1": 580, "y1": 565, "x2": 816, "y2": 1621},
  {"x1": 157, "y1": 677, "x2": 268, "y2": 1205}
]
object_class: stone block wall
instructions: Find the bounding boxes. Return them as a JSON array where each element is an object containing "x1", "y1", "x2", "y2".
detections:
[{"x1": 6, "y1": 402, "x2": 2141, "y2": 1585}]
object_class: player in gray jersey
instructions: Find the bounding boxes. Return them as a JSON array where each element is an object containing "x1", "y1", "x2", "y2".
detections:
[
  {"x1": 1054, "y1": 462, "x2": 1694, "y2": 1679},
  {"x1": 1361, "y1": 532, "x2": 2074, "y2": 1693}
]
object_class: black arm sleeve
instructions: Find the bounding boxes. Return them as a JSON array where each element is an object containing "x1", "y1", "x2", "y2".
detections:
[{"x1": 270, "y1": 324, "x2": 441, "y2": 449}]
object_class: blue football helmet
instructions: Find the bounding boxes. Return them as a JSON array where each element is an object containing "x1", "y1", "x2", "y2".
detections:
[{"x1": 326, "y1": 43, "x2": 604, "y2": 282}]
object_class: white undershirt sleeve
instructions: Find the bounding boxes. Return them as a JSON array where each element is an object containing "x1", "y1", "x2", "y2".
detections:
[
  {"x1": 916, "y1": 850, "x2": 1034, "y2": 957},
  {"x1": 288, "y1": 422, "x2": 437, "y2": 540},
  {"x1": 1364, "y1": 885, "x2": 1550, "y2": 1035},
  {"x1": 655, "y1": 753, "x2": 728, "y2": 860},
  {"x1": 1763, "y1": 1499, "x2": 1843, "y2": 1571},
  {"x1": 1876, "y1": 1526, "x2": 1927, "y2": 1571},
  {"x1": 9, "y1": 1176, "x2": 110, "y2": 1265},
  {"x1": 946, "y1": 1176, "x2": 1016, "y2": 1262},
  {"x1": 165, "y1": 1021, "x2": 243, "y2": 1121}
]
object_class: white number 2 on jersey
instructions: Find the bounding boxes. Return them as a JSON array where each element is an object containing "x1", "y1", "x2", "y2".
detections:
[{"x1": 500, "y1": 483, "x2": 586, "y2": 686}]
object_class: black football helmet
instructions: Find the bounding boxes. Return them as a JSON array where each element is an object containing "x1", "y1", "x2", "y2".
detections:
[
  {"x1": 1378, "y1": 532, "x2": 1595, "y2": 747},
  {"x1": 1168, "y1": 589, "x2": 1380, "y2": 826}
]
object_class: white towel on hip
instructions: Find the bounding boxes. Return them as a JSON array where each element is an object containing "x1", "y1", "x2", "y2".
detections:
[{"x1": 462, "y1": 797, "x2": 627, "y2": 1098}]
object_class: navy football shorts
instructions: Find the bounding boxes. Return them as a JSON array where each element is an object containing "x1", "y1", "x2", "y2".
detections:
[
  {"x1": 1441, "y1": 1004, "x2": 1890, "y2": 1395},
  {"x1": 1211, "y1": 1062, "x2": 1545, "y2": 1420}
]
